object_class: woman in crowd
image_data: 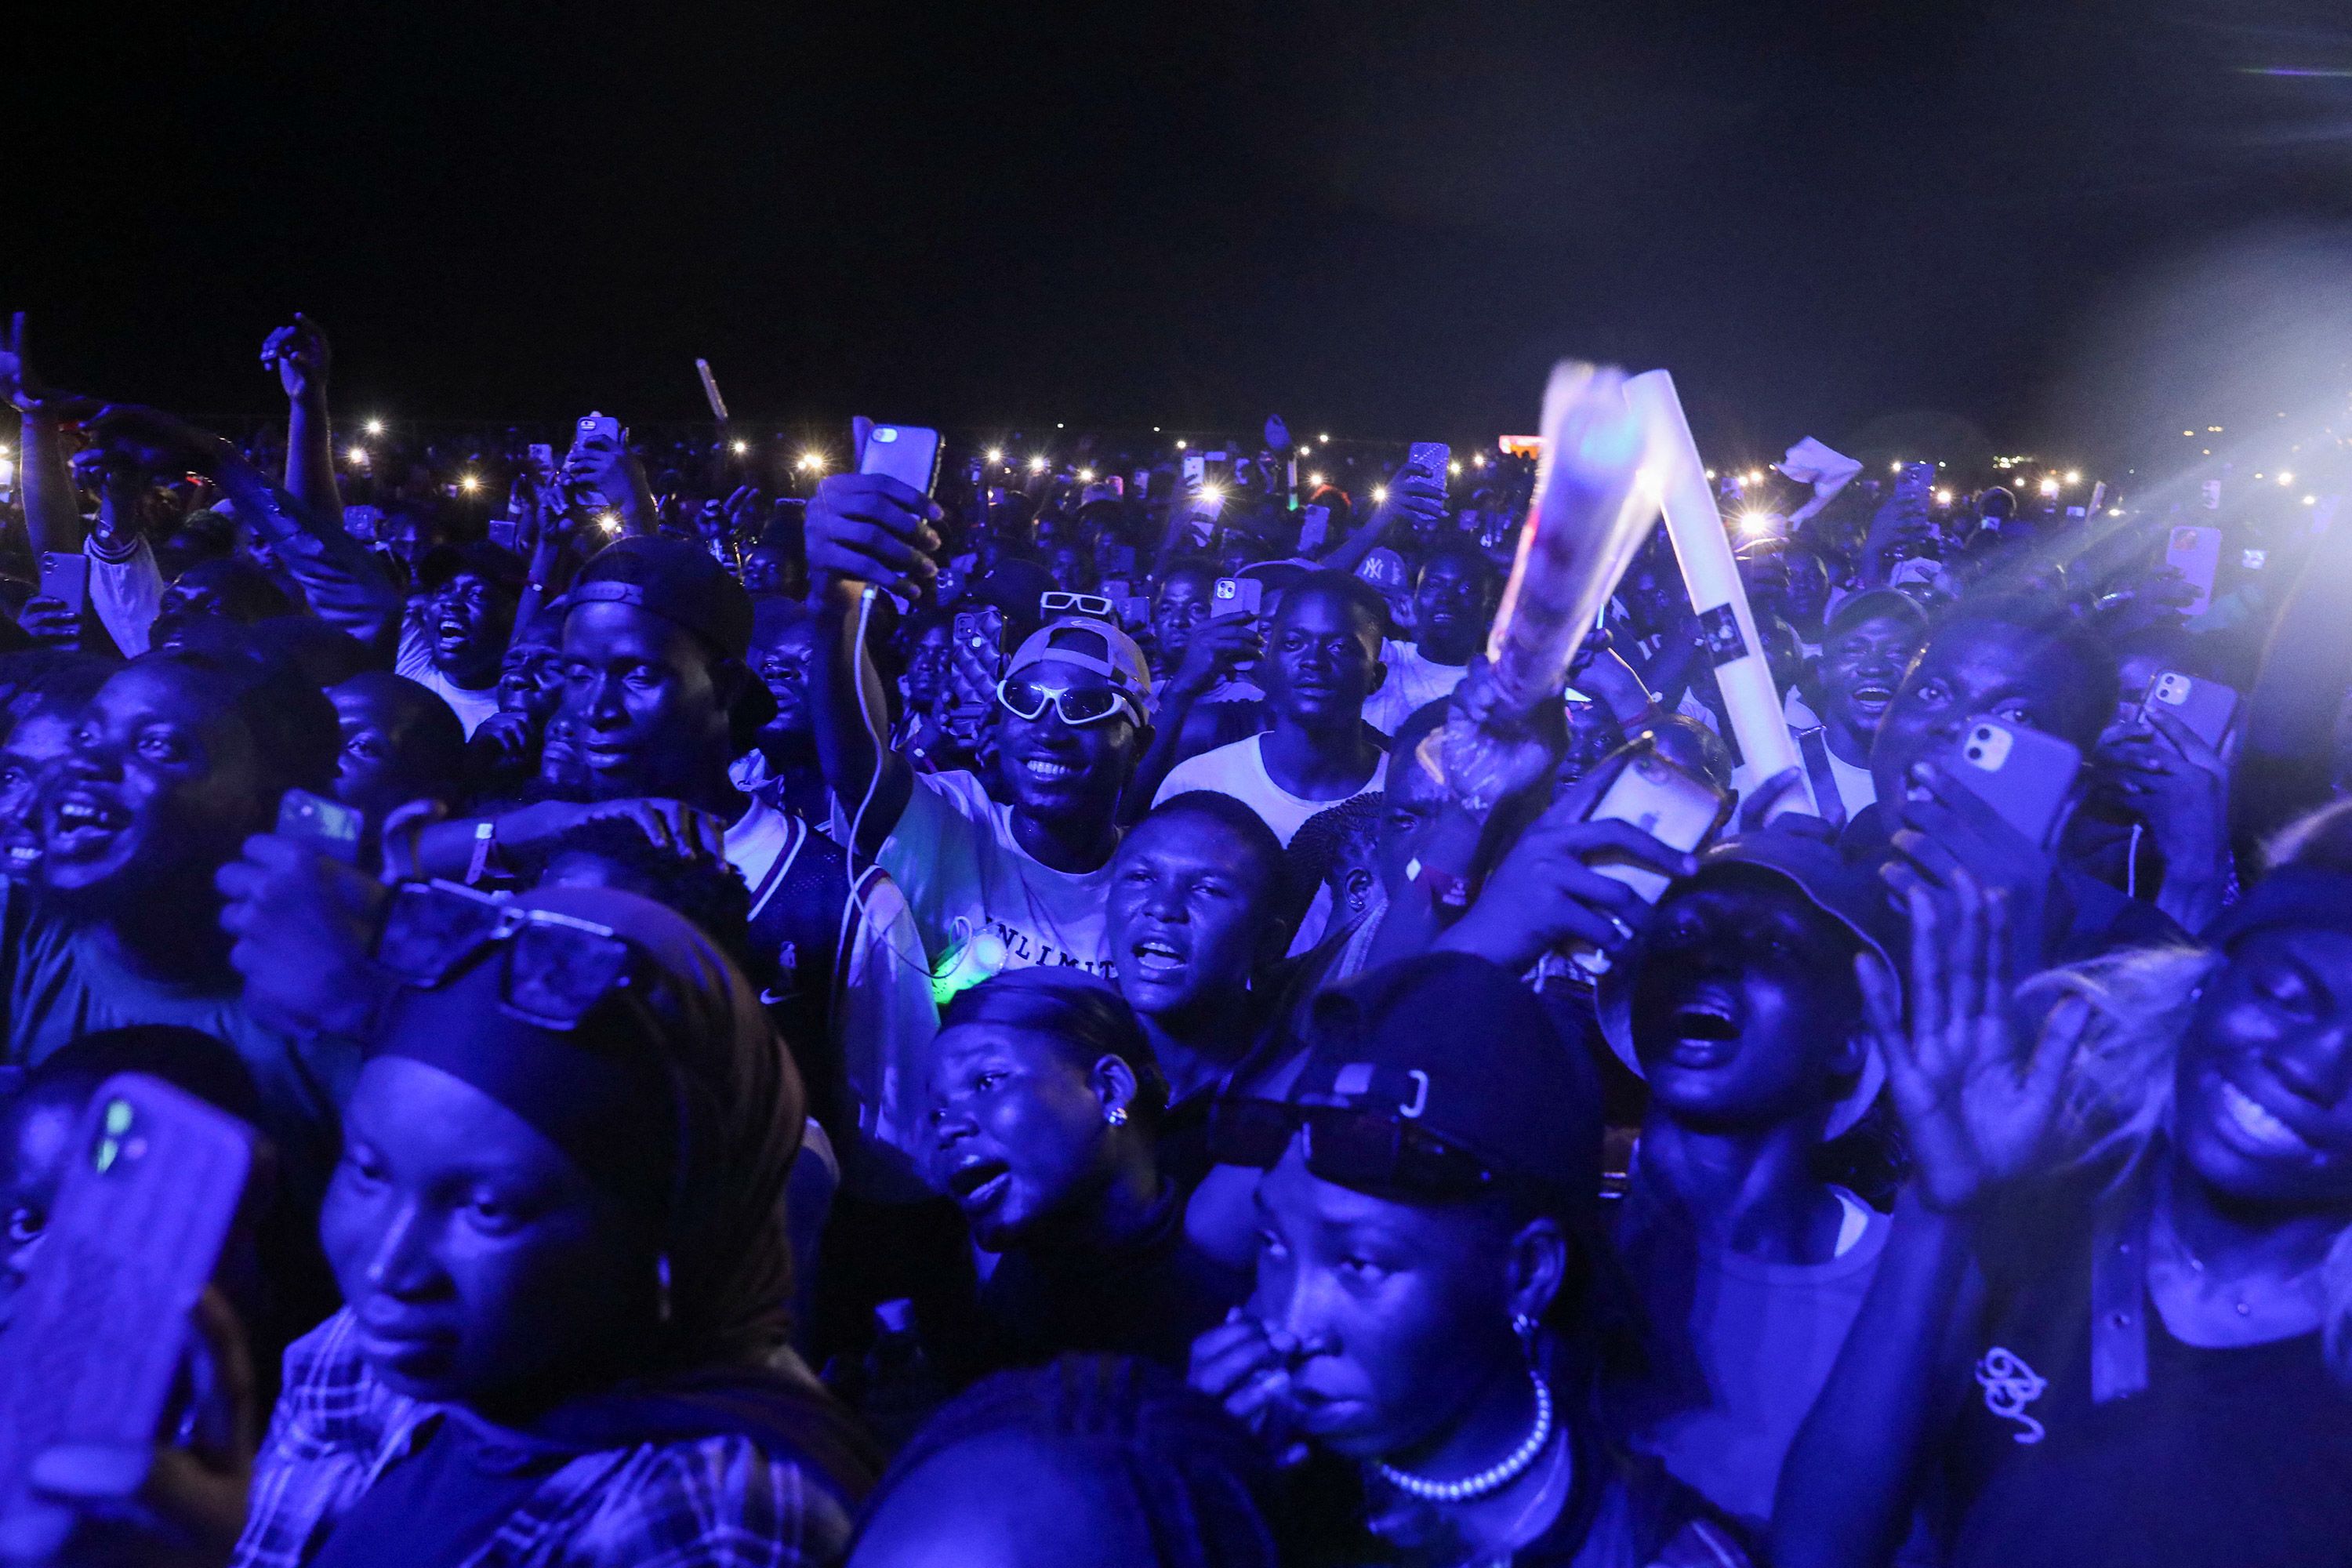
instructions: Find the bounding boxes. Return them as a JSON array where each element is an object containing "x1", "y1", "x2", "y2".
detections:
[
  {"x1": 1191, "y1": 953, "x2": 1748, "y2": 1566},
  {"x1": 20, "y1": 881, "x2": 880, "y2": 1565},
  {"x1": 1773, "y1": 807, "x2": 2352, "y2": 1568},
  {"x1": 923, "y1": 968, "x2": 1245, "y2": 1378}
]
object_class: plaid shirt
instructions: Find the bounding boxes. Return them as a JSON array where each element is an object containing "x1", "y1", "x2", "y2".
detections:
[{"x1": 233, "y1": 1311, "x2": 858, "y2": 1568}]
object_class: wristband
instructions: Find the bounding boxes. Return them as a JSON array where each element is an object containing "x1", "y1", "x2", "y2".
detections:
[{"x1": 465, "y1": 819, "x2": 500, "y2": 887}]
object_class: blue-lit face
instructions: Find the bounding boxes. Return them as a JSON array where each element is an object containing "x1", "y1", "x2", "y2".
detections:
[
  {"x1": 927, "y1": 1022, "x2": 1122, "y2": 1250},
  {"x1": 321, "y1": 1046, "x2": 652, "y2": 1410},
  {"x1": 1247, "y1": 1142, "x2": 1523, "y2": 1462},
  {"x1": 2175, "y1": 927, "x2": 2352, "y2": 1210}
]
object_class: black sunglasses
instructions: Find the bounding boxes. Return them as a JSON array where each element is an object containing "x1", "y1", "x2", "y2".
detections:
[
  {"x1": 373, "y1": 880, "x2": 639, "y2": 1031},
  {"x1": 1207, "y1": 1098, "x2": 1497, "y2": 1202}
]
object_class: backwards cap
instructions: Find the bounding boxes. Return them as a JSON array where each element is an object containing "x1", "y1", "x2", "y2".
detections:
[{"x1": 1005, "y1": 618, "x2": 1156, "y2": 724}]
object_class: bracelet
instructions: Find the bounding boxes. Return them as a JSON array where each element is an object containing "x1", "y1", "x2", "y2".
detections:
[{"x1": 464, "y1": 819, "x2": 499, "y2": 887}]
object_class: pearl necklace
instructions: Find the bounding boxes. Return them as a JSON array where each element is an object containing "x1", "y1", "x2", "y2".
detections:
[{"x1": 1374, "y1": 1366, "x2": 1554, "y2": 1504}]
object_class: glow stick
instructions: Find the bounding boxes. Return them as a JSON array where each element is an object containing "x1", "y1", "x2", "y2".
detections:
[
  {"x1": 1483, "y1": 363, "x2": 1655, "y2": 713},
  {"x1": 1625, "y1": 369, "x2": 1813, "y2": 816},
  {"x1": 695, "y1": 358, "x2": 730, "y2": 423}
]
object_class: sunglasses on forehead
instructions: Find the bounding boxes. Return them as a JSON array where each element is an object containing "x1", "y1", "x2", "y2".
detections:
[
  {"x1": 1040, "y1": 590, "x2": 1116, "y2": 619},
  {"x1": 373, "y1": 880, "x2": 641, "y2": 1031},
  {"x1": 1207, "y1": 1098, "x2": 1498, "y2": 1203}
]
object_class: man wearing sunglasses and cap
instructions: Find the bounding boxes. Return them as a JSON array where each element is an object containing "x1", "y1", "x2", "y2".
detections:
[
  {"x1": 807, "y1": 471, "x2": 1156, "y2": 978},
  {"x1": 1599, "y1": 833, "x2": 1904, "y2": 1534}
]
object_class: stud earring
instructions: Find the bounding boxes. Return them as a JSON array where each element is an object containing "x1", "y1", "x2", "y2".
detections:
[{"x1": 1105, "y1": 1105, "x2": 1129, "y2": 1127}]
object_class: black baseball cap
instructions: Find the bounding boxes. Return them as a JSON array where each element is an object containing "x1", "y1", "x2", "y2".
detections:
[
  {"x1": 564, "y1": 535, "x2": 757, "y2": 661},
  {"x1": 1290, "y1": 953, "x2": 1602, "y2": 1214}
]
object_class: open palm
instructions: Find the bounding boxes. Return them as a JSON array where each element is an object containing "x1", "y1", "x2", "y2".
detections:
[{"x1": 1860, "y1": 869, "x2": 2090, "y2": 1212}]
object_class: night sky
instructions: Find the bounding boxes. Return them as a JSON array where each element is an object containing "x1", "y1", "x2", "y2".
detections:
[{"x1": 9, "y1": 0, "x2": 2352, "y2": 466}]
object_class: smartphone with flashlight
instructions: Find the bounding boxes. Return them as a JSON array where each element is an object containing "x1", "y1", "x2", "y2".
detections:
[
  {"x1": 2165, "y1": 525, "x2": 2222, "y2": 615},
  {"x1": 0, "y1": 1075, "x2": 256, "y2": 1552},
  {"x1": 858, "y1": 423, "x2": 942, "y2": 497},
  {"x1": 37, "y1": 551, "x2": 89, "y2": 618},
  {"x1": 1947, "y1": 716, "x2": 2081, "y2": 849},
  {"x1": 2139, "y1": 670, "x2": 2238, "y2": 751}
]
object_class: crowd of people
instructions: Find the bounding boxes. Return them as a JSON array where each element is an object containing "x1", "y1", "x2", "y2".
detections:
[{"x1": 0, "y1": 308, "x2": 2346, "y2": 1567}]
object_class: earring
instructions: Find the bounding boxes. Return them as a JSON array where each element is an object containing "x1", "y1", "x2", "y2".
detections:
[
  {"x1": 1512, "y1": 1311, "x2": 1537, "y2": 1356},
  {"x1": 1104, "y1": 1104, "x2": 1129, "y2": 1127},
  {"x1": 656, "y1": 1254, "x2": 674, "y2": 1325}
]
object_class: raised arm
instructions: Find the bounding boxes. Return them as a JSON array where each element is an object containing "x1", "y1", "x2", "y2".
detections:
[
  {"x1": 1318, "y1": 467, "x2": 1441, "y2": 578},
  {"x1": 2, "y1": 314, "x2": 85, "y2": 557},
  {"x1": 85, "y1": 404, "x2": 403, "y2": 656},
  {"x1": 260, "y1": 313, "x2": 343, "y2": 524},
  {"x1": 1769, "y1": 876, "x2": 2090, "y2": 1568},
  {"x1": 803, "y1": 472, "x2": 942, "y2": 857}
]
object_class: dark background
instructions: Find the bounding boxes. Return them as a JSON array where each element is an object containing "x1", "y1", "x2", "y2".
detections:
[{"x1": 7, "y1": 0, "x2": 2352, "y2": 466}]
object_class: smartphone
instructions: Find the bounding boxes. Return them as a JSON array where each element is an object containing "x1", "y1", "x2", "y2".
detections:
[
  {"x1": 1583, "y1": 744, "x2": 1733, "y2": 904},
  {"x1": 0, "y1": 1075, "x2": 256, "y2": 1554},
  {"x1": 1213, "y1": 577, "x2": 1265, "y2": 619},
  {"x1": 1181, "y1": 452, "x2": 1206, "y2": 486},
  {"x1": 1116, "y1": 596, "x2": 1150, "y2": 629},
  {"x1": 1298, "y1": 503, "x2": 1332, "y2": 554},
  {"x1": 487, "y1": 517, "x2": 518, "y2": 551},
  {"x1": 1890, "y1": 557, "x2": 1943, "y2": 590},
  {"x1": 2166, "y1": 524, "x2": 2222, "y2": 615},
  {"x1": 1409, "y1": 441, "x2": 1451, "y2": 488},
  {"x1": 2140, "y1": 670, "x2": 2239, "y2": 750},
  {"x1": 37, "y1": 552, "x2": 89, "y2": 617},
  {"x1": 1947, "y1": 717, "x2": 2081, "y2": 848},
  {"x1": 858, "y1": 423, "x2": 942, "y2": 497},
  {"x1": 953, "y1": 607, "x2": 1005, "y2": 677},
  {"x1": 1900, "y1": 461, "x2": 1936, "y2": 501},
  {"x1": 276, "y1": 786, "x2": 365, "y2": 863},
  {"x1": 572, "y1": 412, "x2": 623, "y2": 452}
]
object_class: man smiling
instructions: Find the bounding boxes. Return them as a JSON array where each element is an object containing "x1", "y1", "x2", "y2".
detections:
[
  {"x1": 804, "y1": 470, "x2": 1158, "y2": 977},
  {"x1": 393, "y1": 541, "x2": 524, "y2": 736}
]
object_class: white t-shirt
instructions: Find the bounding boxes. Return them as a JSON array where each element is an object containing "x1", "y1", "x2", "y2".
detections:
[
  {"x1": 1363, "y1": 639, "x2": 1468, "y2": 735},
  {"x1": 878, "y1": 769, "x2": 1120, "y2": 978},
  {"x1": 395, "y1": 623, "x2": 501, "y2": 737},
  {"x1": 1153, "y1": 733, "x2": 1389, "y2": 847}
]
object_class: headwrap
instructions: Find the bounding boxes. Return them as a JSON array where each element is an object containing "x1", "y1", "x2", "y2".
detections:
[{"x1": 376, "y1": 884, "x2": 805, "y2": 1370}]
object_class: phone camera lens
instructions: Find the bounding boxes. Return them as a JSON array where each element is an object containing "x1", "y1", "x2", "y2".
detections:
[{"x1": 1966, "y1": 747, "x2": 1983, "y2": 761}]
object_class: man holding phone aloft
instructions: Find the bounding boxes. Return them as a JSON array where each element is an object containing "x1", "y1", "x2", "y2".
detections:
[
  {"x1": 1363, "y1": 543, "x2": 1501, "y2": 737},
  {"x1": 804, "y1": 470, "x2": 1156, "y2": 977}
]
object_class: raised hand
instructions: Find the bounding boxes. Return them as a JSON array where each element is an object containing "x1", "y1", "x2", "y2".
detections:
[
  {"x1": 259, "y1": 313, "x2": 331, "y2": 402},
  {"x1": 1437, "y1": 772, "x2": 1698, "y2": 968},
  {"x1": 1189, "y1": 1310, "x2": 1307, "y2": 1466},
  {"x1": 84, "y1": 405, "x2": 239, "y2": 477},
  {"x1": 1860, "y1": 869, "x2": 2089, "y2": 1212},
  {"x1": 1166, "y1": 612, "x2": 1261, "y2": 700},
  {"x1": 215, "y1": 833, "x2": 394, "y2": 1040},
  {"x1": 804, "y1": 472, "x2": 943, "y2": 597},
  {"x1": 16, "y1": 596, "x2": 82, "y2": 650}
]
